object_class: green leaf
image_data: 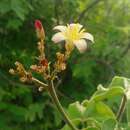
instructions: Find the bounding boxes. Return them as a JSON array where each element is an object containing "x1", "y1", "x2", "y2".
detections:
[
  {"x1": 11, "y1": 0, "x2": 27, "y2": 20},
  {"x1": 61, "y1": 119, "x2": 81, "y2": 130},
  {"x1": 91, "y1": 85, "x2": 124, "y2": 101},
  {"x1": 0, "y1": 102, "x2": 7, "y2": 110},
  {"x1": 82, "y1": 127, "x2": 99, "y2": 130},
  {"x1": 84, "y1": 118, "x2": 101, "y2": 129},
  {"x1": 8, "y1": 104, "x2": 27, "y2": 117},
  {"x1": 125, "y1": 126, "x2": 130, "y2": 130},
  {"x1": 7, "y1": 19, "x2": 23, "y2": 30},
  {"x1": 53, "y1": 110, "x2": 61, "y2": 126},
  {"x1": 0, "y1": 0, "x2": 11, "y2": 13},
  {"x1": 95, "y1": 102, "x2": 116, "y2": 119},
  {"x1": 67, "y1": 101, "x2": 86, "y2": 120},
  {"x1": 101, "y1": 118, "x2": 117, "y2": 130},
  {"x1": 84, "y1": 101, "x2": 116, "y2": 121},
  {"x1": 109, "y1": 76, "x2": 130, "y2": 88},
  {"x1": 81, "y1": 99, "x2": 89, "y2": 107},
  {"x1": 61, "y1": 124, "x2": 71, "y2": 130},
  {"x1": 25, "y1": 103, "x2": 45, "y2": 122}
]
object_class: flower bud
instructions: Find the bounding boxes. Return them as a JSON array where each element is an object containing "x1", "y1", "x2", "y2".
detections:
[
  {"x1": 38, "y1": 86, "x2": 44, "y2": 92},
  {"x1": 9, "y1": 69, "x2": 15, "y2": 75},
  {"x1": 35, "y1": 20, "x2": 45, "y2": 40},
  {"x1": 35, "y1": 20, "x2": 43, "y2": 30}
]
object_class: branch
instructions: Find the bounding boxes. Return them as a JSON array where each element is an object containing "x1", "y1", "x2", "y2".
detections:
[{"x1": 76, "y1": 0, "x2": 102, "y2": 22}]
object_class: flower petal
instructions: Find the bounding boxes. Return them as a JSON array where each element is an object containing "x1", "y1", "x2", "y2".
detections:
[
  {"x1": 53, "y1": 25, "x2": 67, "y2": 32},
  {"x1": 81, "y1": 33, "x2": 94, "y2": 43},
  {"x1": 73, "y1": 39, "x2": 87, "y2": 53},
  {"x1": 69, "y1": 23, "x2": 83, "y2": 31},
  {"x1": 52, "y1": 32, "x2": 66, "y2": 43}
]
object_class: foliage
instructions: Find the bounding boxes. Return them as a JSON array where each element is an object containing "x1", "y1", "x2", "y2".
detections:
[
  {"x1": 0, "y1": 0, "x2": 130, "y2": 130},
  {"x1": 61, "y1": 76, "x2": 130, "y2": 130}
]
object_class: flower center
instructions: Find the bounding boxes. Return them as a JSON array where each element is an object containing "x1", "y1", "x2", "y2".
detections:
[{"x1": 64, "y1": 24, "x2": 83, "y2": 41}]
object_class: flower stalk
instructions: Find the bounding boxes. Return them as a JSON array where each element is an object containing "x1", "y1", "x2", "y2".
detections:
[
  {"x1": 31, "y1": 77, "x2": 48, "y2": 89},
  {"x1": 49, "y1": 80, "x2": 78, "y2": 130}
]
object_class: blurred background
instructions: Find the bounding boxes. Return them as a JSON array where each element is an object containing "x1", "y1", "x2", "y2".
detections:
[{"x1": 0, "y1": 0, "x2": 130, "y2": 130}]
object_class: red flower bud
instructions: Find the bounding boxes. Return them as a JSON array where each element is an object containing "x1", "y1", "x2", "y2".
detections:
[
  {"x1": 35, "y1": 20, "x2": 45, "y2": 40},
  {"x1": 35, "y1": 20, "x2": 43, "y2": 30}
]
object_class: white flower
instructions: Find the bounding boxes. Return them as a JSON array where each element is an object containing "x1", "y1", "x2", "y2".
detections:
[{"x1": 52, "y1": 23, "x2": 94, "y2": 53}]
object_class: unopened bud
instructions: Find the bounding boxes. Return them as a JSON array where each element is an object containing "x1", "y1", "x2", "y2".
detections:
[
  {"x1": 38, "y1": 86, "x2": 44, "y2": 92},
  {"x1": 35, "y1": 20, "x2": 45, "y2": 40},
  {"x1": 20, "y1": 77, "x2": 27, "y2": 83},
  {"x1": 35, "y1": 20, "x2": 43, "y2": 30},
  {"x1": 9, "y1": 69, "x2": 15, "y2": 75},
  {"x1": 15, "y1": 61, "x2": 20, "y2": 66}
]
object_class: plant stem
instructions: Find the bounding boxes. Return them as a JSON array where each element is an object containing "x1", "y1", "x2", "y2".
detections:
[
  {"x1": 49, "y1": 80, "x2": 78, "y2": 130},
  {"x1": 31, "y1": 77, "x2": 48, "y2": 89},
  {"x1": 116, "y1": 94, "x2": 127, "y2": 121}
]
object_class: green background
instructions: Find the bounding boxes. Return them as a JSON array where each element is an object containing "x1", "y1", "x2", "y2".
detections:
[{"x1": 0, "y1": 0, "x2": 130, "y2": 129}]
